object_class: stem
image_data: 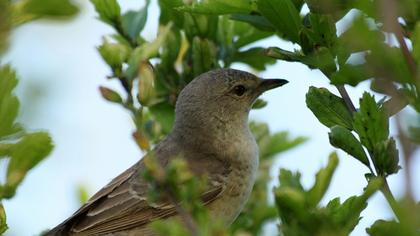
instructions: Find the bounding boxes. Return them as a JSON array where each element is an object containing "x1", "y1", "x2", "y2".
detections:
[
  {"x1": 381, "y1": 179, "x2": 401, "y2": 221},
  {"x1": 321, "y1": 71, "x2": 400, "y2": 217},
  {"x1": 336, "y1": 85, "x2": 357, "y2": 113}
]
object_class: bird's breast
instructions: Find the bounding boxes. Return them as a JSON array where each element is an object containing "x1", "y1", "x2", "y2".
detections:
[{"x1": 207, "y1": 133, "x2": 259, "y2": 225}]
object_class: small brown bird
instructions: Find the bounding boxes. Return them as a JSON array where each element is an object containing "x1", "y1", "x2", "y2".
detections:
[{"x1": 46, "y1": 68, "x2": 287, "y2": 235}]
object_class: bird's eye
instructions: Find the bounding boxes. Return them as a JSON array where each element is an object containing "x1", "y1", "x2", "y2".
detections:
[{"x1": 233, "y1": 85, "x2": 246, "y2": 96}]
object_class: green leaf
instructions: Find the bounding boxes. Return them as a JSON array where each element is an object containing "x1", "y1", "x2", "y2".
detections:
[
  {"x1": 306, "y1": 86, "x2": 354, "y2": 129},
  {"x1": 338, "y1": 15, "x2": 384, "y2": 53},
  {"x1": 0, "y1": 65, "x2": 21, "y2": 138},
  {"x1": 328, "y1": 125, "x2": 369, "y2": 166},
  {"x1": 0, "y1": 203, "x2": 7, "y2": 234},
  {"x1": 265, "y1": 46, "x2": 336, "y2": 72},
  {"x1": 231, "y1": 17, "x2": 274, "y2": 48},
  {"x1": 22, "y1": 0, "x2": 79, "y2": 18},
  {"x1": 353, "y1": 92, "x2": 389, "y2": 151},
  {"x1": 252, "y1": 98, "x2": 267, "y2": 109},
  {"x1": 257, "y1": 0, "x2": 302, "y2": 43},
  {"x1": 230, "y1": 14, "x2": 276, "y2": 32},
  {"x1": 412, "y1": 22, "x2": 420, "y2": 64},
  {"x1": 158, "y1": 0, "x2": 184, "y2": 27},
  {"x1": 90, "y1": 0, "x2": 121, "y2": 26},
  {"x1": 97, "y1": 40, "x2": 130, "y2": 68},
  {"x1": 3, "y1": 132, "x2": 53, "y2": 199},
  {"x1": 122, "y1": 0, "x2": 150, "y2": 40},
  {"x1": 331, "y1": 64, "x2": 371, "y2": 86},
  {"x1": 278, "y1": 169, "x2": 304, "y2": 191},
  {"x1": 274, "y1": 186, "x2": 307, "y2": 222},
  {"x1": 307, "y1": 152, "x2": 339, "y2": 207},
  {"x1": 373, "y1": 138, "x2": 400, "y2": 176},
  {"x1": 232, "y1": 47, "x2": 276, "y2": 70},
  {"x1": 367, "y1": 220, "x2": 401, "y2": 236},
  {"x1": 191, "y1": 36, "x2": 218, "y2": 77},
  {"x1": 302, "y1": 14, "x2": 337, "y2": 49},
  {"x1": 0, "y1": 1, "x2": 11, "y2": 53},
  {"x1": 250, "y1": 122, "x2": 307, "y2": 159},
  {"x1": 149, "y1": 102, "x2": 175, "y2": 134},
  {"x1": 327, "y1": 178, "x2": 382, "y2": 231},
  {"x1": 138, "y1": 62, "x2": 158, "y2": 106},
  {"x1": 99, "y1": 86, "x2": 123, "y2": 104},
  {"x1": 125, "y1": 24, "x2": 172, "y2": 79},
  {"x1": 177, "y1": 0, "x2": 257, "y2": 15},
  {"x1": 77, "y1": 185, "x2": 89, "y2": 205}
]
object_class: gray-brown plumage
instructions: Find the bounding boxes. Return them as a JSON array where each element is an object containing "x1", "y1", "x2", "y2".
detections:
[{"x1": 46, "y1": 68, "x2": 287, "y2": 235}]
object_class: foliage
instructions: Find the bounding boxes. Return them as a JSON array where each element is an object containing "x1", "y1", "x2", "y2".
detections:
[
  {"x1": 90, "y1": 0, "x2": 305, "y2": 234},
  {"x1": 0, "y1": 0, "x2": 79, "y2": 233},
  {"x1": 177, "y1": 0, "x2": 420, "y2": 235},
  {"x1": 89, "y1": 0, "x2": 420, "y2": 235}
]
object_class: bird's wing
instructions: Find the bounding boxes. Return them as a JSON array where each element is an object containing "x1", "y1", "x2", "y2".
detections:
[{"x1": 50, "y1": 152, "x2": 231, "y2": 235}]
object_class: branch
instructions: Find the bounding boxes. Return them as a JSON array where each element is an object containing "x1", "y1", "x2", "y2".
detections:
[{"x1": 336, "y1": 85, "x2": 357, "y2": 113}]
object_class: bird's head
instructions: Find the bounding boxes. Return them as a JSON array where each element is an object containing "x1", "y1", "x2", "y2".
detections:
[{"x1": 174, "y1": 68, "x2": 287, "y2": 126}]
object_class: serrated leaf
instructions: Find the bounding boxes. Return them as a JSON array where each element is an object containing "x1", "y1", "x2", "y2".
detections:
[
  {"x1": 306, "y1": 86, "x2": 354, "y2": 129},
  {"x1": 0, "y1": 65, "x2": 21, "y2": 138},
  {"x1": 278, "y1": 169, "x2": 304, "y2": 191},
  {"x1": 177, "y1": 0, "x2": 257, "y2": 15},
  {"x1": 367, "y1": 220, "x2": 402, "y2": 236},
  {"x1": 353, "y1": 92, "x2": 389, "y2": 151},
  {"x1": 329, "y1": 125, "x2": 369, "y2": 166},
  {"x1": 232, "y1": 47, "x2": 276, "y2": 70},
  {"x1": 257, "y1": 0, "x2": 302, "y2": 43},
  {"x1": 307, "y1": 152, "x2": 339, "y2": 207},
  {"x1": 327, "y1": 178, "x2": 382, "y2": 231},
  {"x1": 90, "y1": 0, "x2": 121, "y2": 26},
  {"x1": 122, "y1": 0, "x2": 149, "y2": 40}
]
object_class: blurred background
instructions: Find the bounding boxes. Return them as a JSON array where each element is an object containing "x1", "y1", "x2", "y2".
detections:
[{"x1": 2, "y1": 0, "x2": 419, "y2": 235}]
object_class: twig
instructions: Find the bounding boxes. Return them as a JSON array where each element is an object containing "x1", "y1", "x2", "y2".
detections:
[
  {"x1": 381, "y1": 178, "x2": 401, "y2": 221},
  {"x1": 320, "y1": 71, "x2": 400, "y2": 216},
  {"x1": 336, "y1": 85, "x2": 357, "y2": 113}
]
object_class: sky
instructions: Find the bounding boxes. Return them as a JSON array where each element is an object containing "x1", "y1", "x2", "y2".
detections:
[{"x1": 2, "y1": 1, "x2": 419, "y2": 235}]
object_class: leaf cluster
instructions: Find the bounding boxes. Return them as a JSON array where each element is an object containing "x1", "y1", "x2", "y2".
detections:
[{"x1": 0, "y1": 0, "x2": 79, "y2": 233}]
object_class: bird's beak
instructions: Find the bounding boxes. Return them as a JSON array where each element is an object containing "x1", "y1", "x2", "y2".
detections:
[{"x1": 257, "y1": 78, "x2": 289, "y2": 93}]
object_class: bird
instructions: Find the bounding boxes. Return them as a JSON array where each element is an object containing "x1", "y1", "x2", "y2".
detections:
[{"x1": 46, "y1": 68, "x2": 288, "y2": 235}]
